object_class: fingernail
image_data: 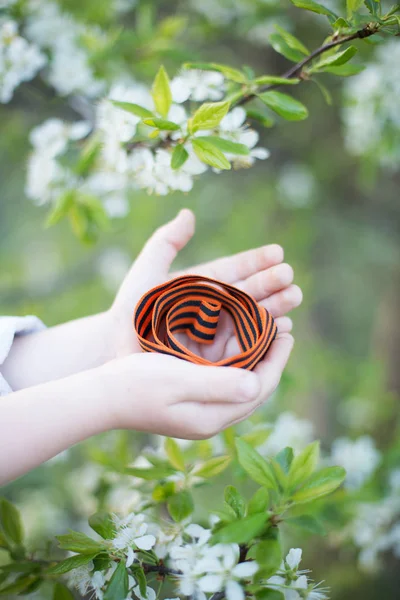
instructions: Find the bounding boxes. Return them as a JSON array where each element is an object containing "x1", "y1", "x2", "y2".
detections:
[{"x1": 238, "y1": 373, "x2": 260, "y2": 402}]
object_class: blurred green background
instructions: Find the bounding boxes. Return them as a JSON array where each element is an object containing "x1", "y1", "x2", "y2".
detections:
[{"x1": 1, "y1": 1, "x2": 400, "y2": 598}]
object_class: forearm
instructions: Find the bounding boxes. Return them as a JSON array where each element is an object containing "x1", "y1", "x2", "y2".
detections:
[
  {"x1": 0, "y1": 367, "x2": 112, "y2": 485},
  {"x1": 1, "y1": 310, "x2": 116, "y2": 391}
]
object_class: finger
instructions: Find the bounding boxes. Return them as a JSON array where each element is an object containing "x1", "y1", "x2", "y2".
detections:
[
  {"x1": 275, "y1": 316, "x2": 293, "y2": 334},
  {"x1": 174, "y1": 362, "x2": 261, "y2": 405},
  {"x1": 217, "y1": 317, "x2": 292, "y2": 362},
  {"x1": 253, "y1": 333, "x2": 294, "y2": 400},
  {"x1": 236, "y1": 263, "x2": 294, "y2": 301},
  {"x1": 260, "y1": 285, "x2": 303, "y2": 317},
  {"x1": 171, "y1": 398, "x2": 262, "y2": 440},
  {"x1": 176, "y1": 244, "x2": 284, "y2": 283},
  {"x1": 135, "y1": 209, "x2": 195, "y2": 281}
]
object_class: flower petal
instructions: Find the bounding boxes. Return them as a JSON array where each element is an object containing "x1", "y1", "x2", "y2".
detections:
[
  {"x1": 232, "y1": 561, "x2": 258, "y2": 578},
  {"x1": 198, "y1": 574, "x2": 224, "y2": 593},
  {"x1": 134, "y1": 534, "x2": 156, "y2": 550},
  {"x1": 226, "y1": 580, "x2": 245, "y2": 600}
]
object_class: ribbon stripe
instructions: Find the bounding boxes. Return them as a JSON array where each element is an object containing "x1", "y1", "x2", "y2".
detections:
[{"x1": 133, "y1": 275, "x2": 277, "y2": 370}]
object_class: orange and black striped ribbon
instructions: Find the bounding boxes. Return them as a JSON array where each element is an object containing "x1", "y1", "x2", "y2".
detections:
[{"x1": 133, "y1": 275, "x2": 277, "y2": 371}]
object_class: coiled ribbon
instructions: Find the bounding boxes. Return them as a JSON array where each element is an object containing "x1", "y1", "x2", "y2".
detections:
[{"x1": 133, "y1": 275, "x2": 277, "y2": 370}]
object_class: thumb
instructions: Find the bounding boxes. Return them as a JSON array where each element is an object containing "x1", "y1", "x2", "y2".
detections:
[{"x1": 135, "y1": 208, "x2": 195, "y2": 281}]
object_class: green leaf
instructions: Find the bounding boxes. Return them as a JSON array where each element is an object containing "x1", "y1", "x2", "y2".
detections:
[
  {"x1": 323, "y1": 63, "x2": 365, "y2": 76},
  {"x1": 195, "y1": 136, "x2": 249, "y2": 156},
  {"x1": 288, "y1": 441, "x2": 320, "y2": 489},
  {"x1": 124, "y1": 465, "x2": 177, "y2": 479},
  {"x1": 292, "y1": 466, "x2": 346, "y2": 504},
  {"x1": 104, "y1": 562, "x2": 128, "y2": 600},
  {"x1": 313, "y1": 79, "x2": 333, "y2": 105},
  {"x1": 274, "y1": 25, "x2": 309, "y2": 54},
  {"x1": 248, "y1": 488, "x2": 270, "y2": 515},
  {"x1": 289, "y1": 0, "x2": 338, "y2": 18},
  {"x1": 56, "y1": 531, "x2": 105, "y2": 555},
  {"x1": 171, "y1": 144, "x2": 189, "y2": 169},
  {"x1": 224, "y1": 486, "x2": 246, "y2": 518},
  {"x1": 313, "y1": 45, "x2": 358, "y2": 69},
  {"x1": 364, "y1": 0, "x2": 379, "y2": 16},
  {"x1": 143, "y1": 118, "x2": 180, "y2": 131},
  {"x1": 256, "y1": 589, "x2": 284, "y2": 600},
  {"x1": 235, "y1": 439, "x2": 277, "y2": 489},
  {"x1": 270, "y1": 459, "x2": 288, "y2": 491},
  {"x1": 75, "y1": 140, "x2": 100, "y2": 178},
  {"x1": 269, "y1": 33, "x2": 306, "y2": 63},
  {"x1": 190, "y1": 101, "x2": 230, "y2": 133},
  {"x1": 194, "y1": 455, "x2": 232, "y2": 478},
  {"x1": 111, "y1": 101, "x2": 153, "y2": 118},
  {"x1": 183, "y1": 62, "x2": 247, "y2": 83},
  {"x1": 152, "y1": 65, "x2": 172, "y2": 118},
  {"x1": 89, "y1": 512, "x2": 115, "y2": 540},
  {"x1": 254, "y1": 76, "x2": 300, "y2": 86},
  {"x1": 152, "y1": 481, "x2": 176, "y2": 502},
  {"x1": 0, "y1": 575, "x2": 38, "y2": 596},
  {"x1": 134, "y1": 567, "x2": 147, "y2": 599},
  {"x1": 241, "y1": 428, "x2": 272, "y2": 448},
  {"x1": 165, "y1": 438, "x2": 186, "y2": 471},
  {"x1": 192, "y1": 138, "x2": 231, "y2": 170},
  {"x1": 0, "y1": 563, "x2": 39, "y2": 575},
  {"x1": 0, "y1": 498, "x2": 23, "y2": 546},
  {"x1": 246, "y1": 109, "x2": 275, "y2": 128},
  {"x1": 93, "y1": 555, "x2": 111, "y2": 572},
  {"x1": 212, "y1": 512, "x2": 269, "y2": 544},
  {"x1": 285, "y1": 515, "x2": 326, "y2": 535},
  {"x1": 0, "y1": 531, "x2": 9, "y2": 550},
  {"x1": 258, "y1": 91, "x2": 308, "y2": 121},
  {"x1": 167, "y1": 490, "x2": 194, "y2": 522},
  {"x1": 275, "y1": 447, "x2": 294, "y2": 474},
  {"x1": 255, "y1": 535, "x2": 282, "y2": 578},
  {"x1": 347, "y1": 0, "x2": 365, "y2": 18},
  {"x1": 53, "y1": 583, "x2": 75, "y2": 600}
]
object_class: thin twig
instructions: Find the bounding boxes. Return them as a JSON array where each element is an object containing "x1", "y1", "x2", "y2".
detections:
[{"x1": 236, "y1": 22, "x2": 380, "y2": 106}]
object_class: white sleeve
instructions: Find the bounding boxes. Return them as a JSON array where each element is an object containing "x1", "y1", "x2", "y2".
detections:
[{"x1": 0, "y1": 316, "x2": 46, "y2": 396}]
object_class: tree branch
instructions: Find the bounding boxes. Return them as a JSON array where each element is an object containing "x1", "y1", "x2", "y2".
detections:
[
  {"x1": 142, "y1": 563, "x2": 181, "y2": 577},
  {"x1": 236, "y1": 22, "x2": 380, "y2": 106}
]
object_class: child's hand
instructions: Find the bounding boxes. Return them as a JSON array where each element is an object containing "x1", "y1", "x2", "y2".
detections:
[
  {"x1": 110, "y1": 209, "x2": 302, "y2": 357},
  {"x1": 1, "y1": 329, "x2": 293, "y2": 483},
  {"x1": 103, "y1": 334, "x2": 293, "y2": 439},
  {"x1": 1, "y1": 209, "x2": 301, "y2": 391}
]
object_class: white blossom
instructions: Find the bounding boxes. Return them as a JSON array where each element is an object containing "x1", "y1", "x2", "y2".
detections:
[
  {"x1": 259, "y1": 412, "x2": 315, "y2": 456},
  {"x1": 25, "y1": 117, "x2": 90, "y2": 205},
  {"x1": 111, "y1": 512, "x2": 156, "y2": 564},
  {"x1": 330, "y1": 435, "x2": 380, "y2": 490},
  {"x1": 343, "y1": 40, "x2": 400, "y2": 169},
  {"x1": 217, "y1": 107, "x2": 269, "y2": 168},
  {"x1": 349, "y1": 473, "x2": 400, "y2": 571},
  {"x1": 68, "y1": 563, "x2": 94, "y2": 596},
  {"x1": 29, "y1": 118, "x2": 90, "y2": 157},
  {"x1": 170, "y1": 526, "x2": 257, "y2": 600},
  {"x1": 285, "y1": 548, "x2": 302, "y2": 571},
  {"x1": 26, "y1": 1, "x2": 104, "y2": 97},
  {"x1": 266, "y1": 549, "x2": 329, "y2": 600},
  {"x1": 129, "y1": 147, "x2": 207, "y2": 195},
  {"x1": 171, "y1": 69, "x2": 225, "y2": 103},
  {"x1": 277, "y1": 163, "x2": 316, "y2": 207},
  {"x1": 0, "y1": 19, "x2": 46, "y2": 103}
]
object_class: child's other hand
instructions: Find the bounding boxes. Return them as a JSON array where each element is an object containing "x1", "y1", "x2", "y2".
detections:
[
  {"x1": 110, "y1": 209, "x2": 302, "y2": 357},
  {"x1": 101, "y1": 333, "x2": 294, "y2": 439}
]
